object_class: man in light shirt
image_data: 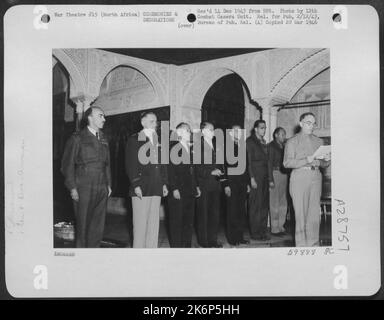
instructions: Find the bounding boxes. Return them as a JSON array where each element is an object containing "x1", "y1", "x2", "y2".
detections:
[{"x1": 283, "y1": 112, "x2": 331, "y2": 247}]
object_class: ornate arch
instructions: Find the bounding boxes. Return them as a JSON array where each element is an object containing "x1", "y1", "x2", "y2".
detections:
[
  {"x1": 182, "y1": 67, "x2": 252, "y2": 109},
  {"x1": 52, "y1": 49, "x2": 86, "y2": 98},
  {"x1": 270, "y1": 48, "x2": 330, "y2": 103},
  {"x1": 95, "y1": 61, "x2": 167, "y2": 107}
]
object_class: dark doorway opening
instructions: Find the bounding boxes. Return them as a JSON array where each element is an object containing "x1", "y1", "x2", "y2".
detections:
[
  {"x1": 201, "y1": 73, "x2": 246, "y2": 131},
  {"x1": 102, "y1": 106, "x2": 170, "y2": 197},
  {"x1": 201, "y1": 73, "x2": 249, "y2": 240}
]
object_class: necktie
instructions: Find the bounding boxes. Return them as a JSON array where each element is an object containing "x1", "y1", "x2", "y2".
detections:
[{"x1": 96, "y1": 132, "x2": 99, "y2": 140}]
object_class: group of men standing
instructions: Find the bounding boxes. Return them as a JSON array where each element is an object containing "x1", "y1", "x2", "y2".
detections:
[{"x1": 61, "y1": 107, "x2": 330, "y2": 249}]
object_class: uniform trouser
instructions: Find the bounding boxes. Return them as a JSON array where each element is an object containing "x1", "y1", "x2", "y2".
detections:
[
  {"x1": 74, "y1": 170, "x2": 108, "y2": 248},
  {"x1": 248, "y1": 173, "x2": 269, "y2": 237},
  {"x1": 289, "y1": 169, "x2": 322, "y2": 247},
  {"x1": 168, "y1": 194, "x2": 195, "y2": 248},
  {"x1": 270, "y1": 171, "x2": 288, "y2": 234},
  {"x1": 196, "y1": 188, "x2": 220, "y2": 247},
  {"x1": 132, "y1": 196, "x2": 161, "y2": 248},
  {"x1": 226, "y1": 182, "x2": 247, "y2": 244}
]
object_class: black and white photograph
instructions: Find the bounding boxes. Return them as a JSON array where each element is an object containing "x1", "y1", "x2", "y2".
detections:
[
  {"x1": 52, "y1": 48, "x2": 331, "y2": 249},
  {"x1": 3, "y1": 4, "x2": 380, "y2": 298}
]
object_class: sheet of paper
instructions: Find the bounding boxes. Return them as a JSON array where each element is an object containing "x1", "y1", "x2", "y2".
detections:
[{"x1": 313, "y1": 145, "x2": 331, "y2": 159}]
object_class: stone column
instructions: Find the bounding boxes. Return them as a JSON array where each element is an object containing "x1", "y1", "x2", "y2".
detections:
[
  {"x1": 248, "y1": 53, "x2": 272, "y2": 140},
  {"x1": 243, "y1": 86, "x2": 261, "y2": 137},
  {"x1": 72, "y1": 96, "x2": 96, "y2": 132},
  {"x1": 169, "y1": 65, "x2": 180, "y2": 131},
  {"x1": 74, "y1": 100, "x2": 84, "y2": 132},
  {"x1": 82, "y1": 97, "x2": 93, "y2": 112},
  {"x1": 269, "y1": 107, "x2": 278, "y2": 142}
]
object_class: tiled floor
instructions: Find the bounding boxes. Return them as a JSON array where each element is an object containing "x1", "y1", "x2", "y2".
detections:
[
  {"x1": 55, "y1": 211, "x2": 331, "y2": 248},
  {"x1": 103, "y1": 214, "x2": 297, "y2": 248},
  {"x1": 158, "y1": 220, "x2": 295, "y2": 248}
]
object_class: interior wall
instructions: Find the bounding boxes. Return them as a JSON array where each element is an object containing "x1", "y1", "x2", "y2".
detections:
[
  {"x1": 276, "y1": 68, "x2": 331, "y2": 199},
  {"x1": 276, "y1": 68, "x2": 330, "y2": 138},
  {"x1": 94, "y1": 66, "x2": 158, "y2": 115}
]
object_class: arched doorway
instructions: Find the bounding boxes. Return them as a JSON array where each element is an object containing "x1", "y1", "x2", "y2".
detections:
[
  {"x1": 277, "y1": 68, "x2": 330, "y2": 138},
  {"x1": 201, "y1": 73, "x2": 247, "y2": 131},
  {"x1": 200, "y1": 73, "x2": 252, "y2": 236},
  {"x1": 94, "y1": 65, "x2": 158, "y2": 116},
  {"x1": 94, "y1": 65, "x2": 170, "y2": 197}
]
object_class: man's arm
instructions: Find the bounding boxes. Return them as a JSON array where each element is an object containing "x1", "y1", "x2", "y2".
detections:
[
  {"x1": 267, "y1": 144, "x2": 274, "y2": 183},
  {"x1": 61, "y1": 134, "x2": 79, "y2": 190},
  {"x1": 221, "y1": 157, "x2": 230, "y2": 188},
  {"x1": 167, "y1": 145, "x2": 178, "y2": 192},
  {"x1": 192, "y1": 164, "x2": 199, "y2": 190},
  {"x1": 283, "y1": 139, "x2": 309, "y2": 169},
  {"x1": 161, "y1": 163, "x2": 168, "y2": 186},
  {"x1": 125, "y1": 136, "x2": 141, "y2": 188},
  {"x1": 106, "y1": 143, "x2": 112, "y2": 189},
  {"x1": 195, "y1": 146, "x2": 211, "y2": 183},
  {"x1": 320, "y1": 158, "x2": 331, "y2": 168},
  {"x1": 246, "y1": 140, "x2": 255, "y2": 179}
]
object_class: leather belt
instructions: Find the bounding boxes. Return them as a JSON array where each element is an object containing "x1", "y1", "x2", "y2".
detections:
[{"x1": 300, "y1": 166, "x2": 319, "y2": 171}]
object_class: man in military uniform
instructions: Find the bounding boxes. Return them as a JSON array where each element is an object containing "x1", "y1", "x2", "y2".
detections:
[
  {"x1": 125, "y1": 112, "x2": 168, "y2": 248},
  {"x1": 195, "y1": 122, "x2": 225, "y2": 248},
  {"x1": 224, "y1": 124, "x2": 250, "y2": 246},
  {"x1": 61, "y1": 106, "x2": 112, "y2": 248},
  {"x1": 168, "y1": 122, "x2": 201, "y2": 248},
  {"x1": 283, "y1": 112, "x2": 331, "y2": 247},
  {"x1": 246, "y1": 120, "x2": 270, "y2": 241},
  {"x1": 268, "y1": 127, "x2": 289, "y2": 236}
]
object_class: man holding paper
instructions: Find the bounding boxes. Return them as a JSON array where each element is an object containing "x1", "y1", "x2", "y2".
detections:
[{"x1": 283, "y1": 112, "x2": 331, "y2": 247}]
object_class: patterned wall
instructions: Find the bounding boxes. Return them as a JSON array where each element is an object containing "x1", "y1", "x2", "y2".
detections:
[{"x1": 94, "y1": 66, "x2": 157, "y2": 115}]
